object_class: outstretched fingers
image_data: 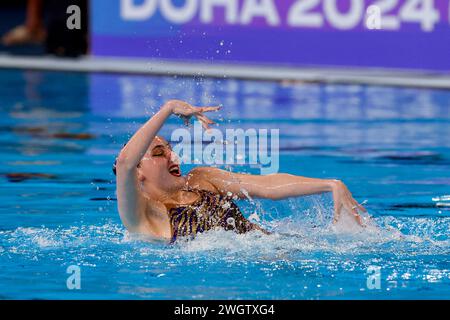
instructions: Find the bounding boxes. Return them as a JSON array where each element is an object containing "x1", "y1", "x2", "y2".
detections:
[
  {"x1": 346, "y1": 200, "x2": 365, "y2": 226},
  {"x1": 345, "y1": 191, "x2": 368, "y2": 214},
  {"x1": 195, "y1": 110, "x2": 218, "y2": 130},
  {"x1": 350, "y1": 207, "x2": 364, "y2": 226},
  {"x1": 198, "y1": 106, "x2": 221, "y2": 113},
  {"x1": 357, "y1": 202, "x2": 367, "y2": 212},
  {"x1": 194, "y1": 114, "x2": 212, "y2": 130},
  {"x1": 335, "y1": 198, "x2": 365, "y2": 226},
  {"x1": 196, "y1": 113, "x2": 215, "y2": 124}
]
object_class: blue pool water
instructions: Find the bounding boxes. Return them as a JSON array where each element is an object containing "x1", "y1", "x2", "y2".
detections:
[{"x1": 0, "y1": 69, "x2": 449, "y2": 299}]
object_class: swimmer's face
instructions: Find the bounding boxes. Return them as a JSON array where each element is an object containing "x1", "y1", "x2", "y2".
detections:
[{"x1": 137, "y1": 136, "x2": 183, "y2": 190}]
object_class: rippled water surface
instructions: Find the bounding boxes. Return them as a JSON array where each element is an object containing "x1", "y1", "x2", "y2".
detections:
[{"x1": 0, "y1": 69, "x2": 449, "y2": 299}]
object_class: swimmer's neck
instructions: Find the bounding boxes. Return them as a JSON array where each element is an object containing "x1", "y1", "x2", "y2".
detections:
[{"x1": 141, "y1": 176, "x2": 190, "y2": 204}]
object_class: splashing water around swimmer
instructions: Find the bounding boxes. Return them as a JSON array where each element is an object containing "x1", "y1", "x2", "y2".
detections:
[
  {"x1": 1, "y1": 188, "x2": 449, "y2": 299},
  {"x1": 1, "y1": 70, "x2": 449, "y2": 299}
]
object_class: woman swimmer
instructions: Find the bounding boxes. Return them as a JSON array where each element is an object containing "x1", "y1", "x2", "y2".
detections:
[{"x1": 113, "y1": 100, "x2": 367, "y2": 243}]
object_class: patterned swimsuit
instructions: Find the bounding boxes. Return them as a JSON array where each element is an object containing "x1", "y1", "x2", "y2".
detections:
[{"x1": 166, "y1": 189, "x2": 255, "y2": 243}]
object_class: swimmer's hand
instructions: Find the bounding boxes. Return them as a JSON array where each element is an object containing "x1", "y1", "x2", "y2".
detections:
[
  {"x1": 165, "y1": 99, "x2": 221, "y2": 131},
  {"x1": 331, "y1": 180, "x2": 367, "y2": 226}
]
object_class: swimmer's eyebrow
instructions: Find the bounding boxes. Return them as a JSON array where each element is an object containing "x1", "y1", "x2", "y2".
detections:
[{"x1": 152, "y1": 143, "x2": 171, "y2": 150}]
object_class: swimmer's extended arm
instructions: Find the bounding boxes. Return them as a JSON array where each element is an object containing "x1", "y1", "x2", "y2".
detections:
[
  {"x1": 115, "y1": 100, "x2": 219, "y2": 230},
  {"x1": 189, "y1": 167, "x2": 366, "y2": 225}
]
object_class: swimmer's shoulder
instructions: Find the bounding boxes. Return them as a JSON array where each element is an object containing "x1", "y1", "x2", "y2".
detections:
[{"x1": 185, "y1": 166, "x2": 220, "y2": 193}]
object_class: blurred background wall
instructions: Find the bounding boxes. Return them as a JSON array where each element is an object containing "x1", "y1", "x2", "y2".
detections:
[
  {"x1": 91, "y1": 0, "x2": 450, "y2": 72},
  {"x1": 1, "y1": 0, "x2": 449, "y2": 73}
]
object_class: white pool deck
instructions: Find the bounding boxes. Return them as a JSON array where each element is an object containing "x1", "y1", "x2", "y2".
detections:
[{"x1": 0, "y1": 54, "x2": 450, "y2": 89}]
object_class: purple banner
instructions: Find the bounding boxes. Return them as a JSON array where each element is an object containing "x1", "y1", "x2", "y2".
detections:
[{"x1": 91, "y1": 0, "x2": 450, "y2": 71}]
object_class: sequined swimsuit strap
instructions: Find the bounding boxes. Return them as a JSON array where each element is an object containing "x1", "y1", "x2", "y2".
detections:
[
  {"x1": 167, "y1": 188, "x2": 255, "y2": 243},
  {"x1": 167, "y1": 188, "x2": 204, "y2": 243}
]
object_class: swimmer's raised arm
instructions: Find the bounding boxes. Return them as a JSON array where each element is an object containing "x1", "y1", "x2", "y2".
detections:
[
  {"x1": 116, "y1": 100, "x2": 218, "y2": 170},
  {"x1": 188, "y1": 167, "x2": 366, "y2": 226},
  {"x1": 115, "y1": 100, "x2": 220, "y2": 231}
]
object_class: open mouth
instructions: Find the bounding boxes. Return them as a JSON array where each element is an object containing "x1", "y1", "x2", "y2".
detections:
[{"x1": 168, "y1": 164, "x2": 181, "y2": 177}]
